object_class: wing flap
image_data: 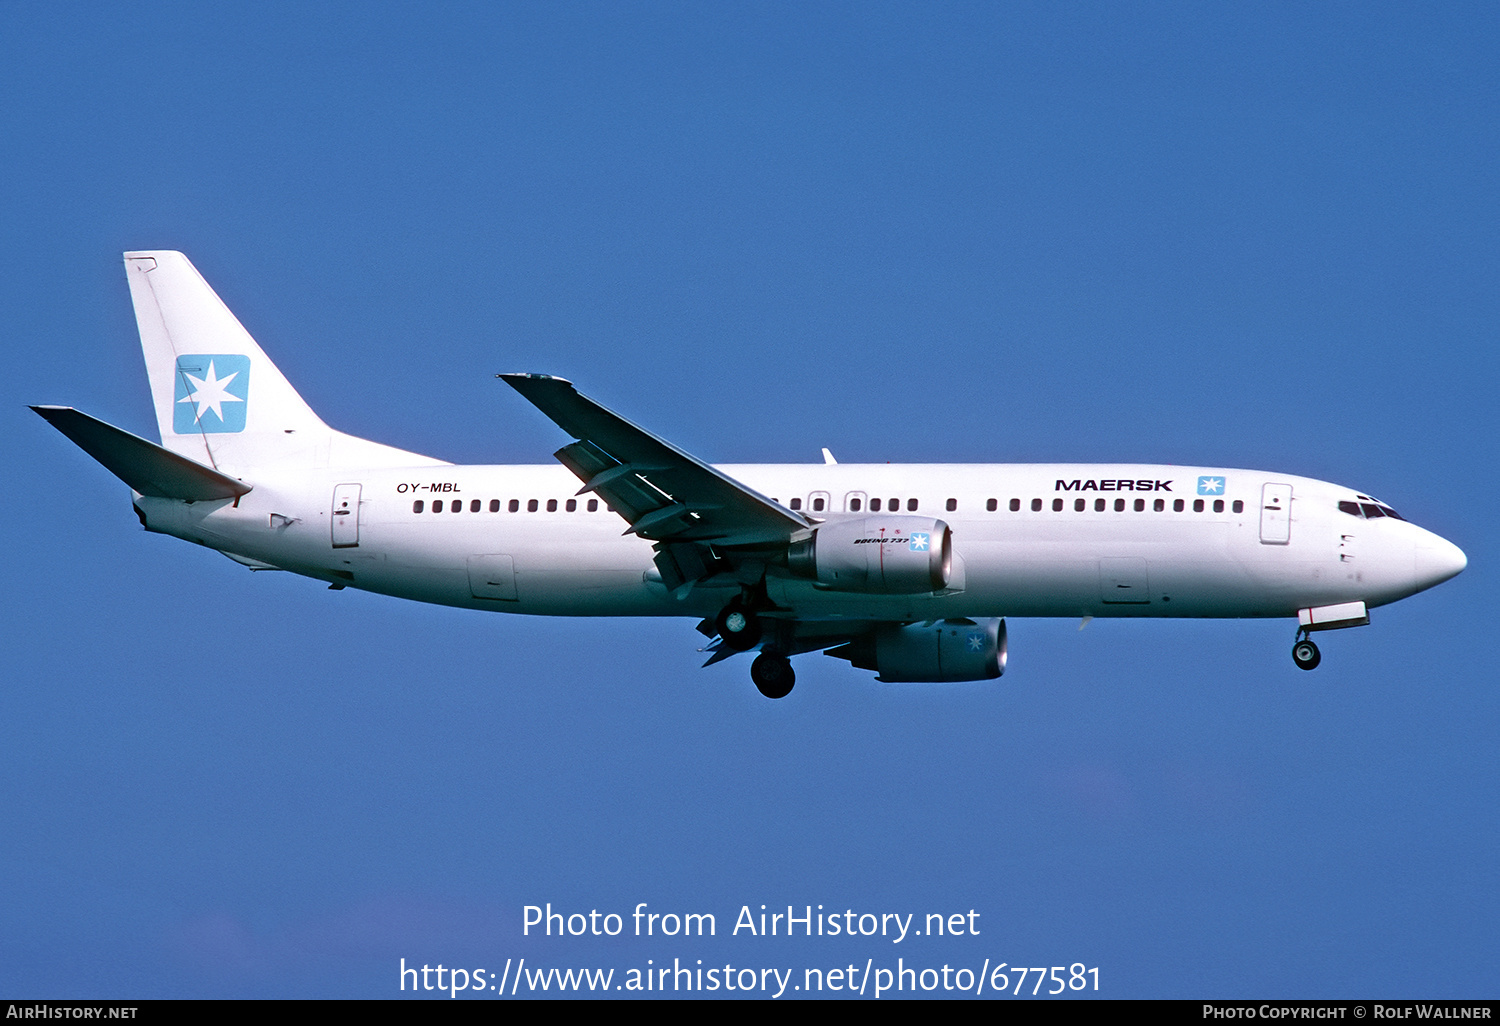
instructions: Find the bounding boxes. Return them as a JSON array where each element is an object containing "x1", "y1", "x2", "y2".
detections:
[{"x1": 32, "y1": 406, "x2": 252, "y2": 501}]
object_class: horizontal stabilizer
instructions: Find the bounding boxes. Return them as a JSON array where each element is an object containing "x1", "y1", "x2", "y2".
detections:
[{"x1": 31, "y1": 406, "x2": 251, "y2": 501}]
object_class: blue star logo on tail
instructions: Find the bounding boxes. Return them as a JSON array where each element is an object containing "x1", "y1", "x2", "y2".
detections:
[{"x1": 173, "y1": 355, "x2": 250, "y2": 433}]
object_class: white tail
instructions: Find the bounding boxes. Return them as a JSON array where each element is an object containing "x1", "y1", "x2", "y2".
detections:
[{"x1": 124, "y1": 251, "x2": 445, "y2": 473}]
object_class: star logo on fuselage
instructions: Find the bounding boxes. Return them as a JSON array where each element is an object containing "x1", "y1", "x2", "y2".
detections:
[{"x1": 1197, "y1": 476, "x2": 1225, "y2": 495}]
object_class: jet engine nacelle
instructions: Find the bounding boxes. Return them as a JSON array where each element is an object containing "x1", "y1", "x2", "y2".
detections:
[
  {"x1": 826, "y1": 618, "x2": 1007, "y2": 682},
  {"x1": 786, "y1": 517, "x2": 952, "y2": 593}
]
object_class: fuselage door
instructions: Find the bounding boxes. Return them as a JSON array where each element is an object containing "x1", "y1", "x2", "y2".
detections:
[
  {"x1": 468, "y1": 554, "x2": 518, "y2": 601},
  {"x1": 1099, "y1": 557, "x2": 1151, "y2": 604},
  {"x1": 1260, "y1": 483, "x2": 1292, "y2": 545},
  {"x1": 331, "y1": 483, "x2": 362, "y2": 548}
]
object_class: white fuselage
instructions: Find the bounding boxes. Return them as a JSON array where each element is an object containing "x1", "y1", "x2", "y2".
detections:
[{"x1": 134, "y1": 462, "x2": 1463, "y2": 624}]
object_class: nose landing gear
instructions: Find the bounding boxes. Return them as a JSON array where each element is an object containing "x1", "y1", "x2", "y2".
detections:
[{"x1": 1292, "y1": 631, "x2": 1321, "y2": 671}]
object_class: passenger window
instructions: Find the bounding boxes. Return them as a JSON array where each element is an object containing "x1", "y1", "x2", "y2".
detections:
[
  {"x1": 1193, "y1": 499, "x2": 1204, "y2": 512},
  {"x1": 1114, "y1": 498, "x2": 1125, "y2": 512},
  {"x1": 790, "y1": 497, "x2": 803, "y2": 510},
  {"x1": 849, "y1": 497, "x2": 862, "y2": 512},
  {"x1": 1075, "y1": 498, "x2": 1086, "y2": 512},
  {"x1": 433, "y1": 500, "x2": 444, "y2": 513},
  {"x1": 1232, "y1": 500, "x2": 1243, "y2": 513},
  {"x1": 413, "y1": 500, "x2": 424, "y2": 513},
  {"x1": 906, "y1": 498, "x2": 917, "y2": 511},
  {"x1": 489, "y1": 499, "x2": 500, "y2": 512},
  {"x1": 1008, "y1": 498, "x2": 1020, "y2": 512},
  {"x1": 813, "y1": 497, "x2": 826, "y2": 512},
  {"x1": 527, "y1": 499, "x2": 539, "y2": 512},
  {"x1": 1031, "y1": 498, "x2": 1043, "y2": 512},
  {"x1": 547, "y1": 499, "x2": 558, "y2": 512},
  {"x1": 1213, "y1": 499, "x2": 1224, "y2": 513},
  {"x1": 987, "y1": 498, "x2": 998, "y2": 512},
  {"x1": 946, "y1": 498, "x2": 957, "y2": 512},
  {"x1": 566, "y1": 499, "x2": 577, "y2": 512},
  {"x1": 1154, "y1": 498, "x2": 1164, "y2": 512},
  {"x1": 471, "y1": 499, "x2": 481, "y2": 513},
  {"x1": 889, "y1": 498, "x2": 899, "y2": 511},
  {"x1": 1052, "y1": 498, "x2": 1064, "y2": 511},
  {"x1": 871, "y1": 498, "x2": 882, "y2": 512},
  {"x1": 1134, "y1": 498, "x2": 1145, "y2": 512},
  {"x1": 509, "y1": 499, "x2": 520, "y2": 512},
  {"x1": 587, "y1": 499, "x2": 598, "y2": 512},
  {"x1": 1174, "y1": 499, "x2": 1184, "y2": 512},
  {"x1": 452, "y1": 499, "x2": 463, "y2": 512},
  {"x1": 1095, "y1": 498, "x2": 1106, "y2": 512}
]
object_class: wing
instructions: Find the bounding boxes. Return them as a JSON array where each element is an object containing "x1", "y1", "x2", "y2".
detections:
[{"x1": 499, "y1": 373, "x2": 811, "y2": 593}]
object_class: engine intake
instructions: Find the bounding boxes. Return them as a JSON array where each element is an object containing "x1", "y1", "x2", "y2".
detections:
[{"x1": 786, "y1": 517, "x2": 952, "y2": 594}]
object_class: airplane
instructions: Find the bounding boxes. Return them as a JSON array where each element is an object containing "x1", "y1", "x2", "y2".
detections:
[{"x1": 32, "y1": 251, "x2": 1467, "y2": 699}]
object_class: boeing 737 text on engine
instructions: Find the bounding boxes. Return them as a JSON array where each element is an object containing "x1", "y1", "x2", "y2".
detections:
[{"x1": 33, "y1": 252, "x2": 1467, "y2": 698}]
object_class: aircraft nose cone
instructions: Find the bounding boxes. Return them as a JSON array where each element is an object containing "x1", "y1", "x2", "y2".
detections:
[{"x1": 1414, "y1": 535, "x2": 1467, "y2": 590}]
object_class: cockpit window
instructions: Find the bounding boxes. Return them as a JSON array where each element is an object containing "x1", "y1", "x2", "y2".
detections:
[{"x1": 1341, "y1": 499, "x2": 1406, "y2": 521}]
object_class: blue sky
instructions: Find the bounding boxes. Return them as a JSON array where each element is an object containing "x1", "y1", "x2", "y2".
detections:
[{"x1": 2, "y1": 2, "x2": 1495, "y2": 998}]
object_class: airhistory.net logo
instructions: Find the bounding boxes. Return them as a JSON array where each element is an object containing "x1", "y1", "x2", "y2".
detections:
[{"x1": 173, "y1": 354, "x2": 249, "y2": 433}]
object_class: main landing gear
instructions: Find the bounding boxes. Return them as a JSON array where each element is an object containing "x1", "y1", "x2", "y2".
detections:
[
  {"x1": 711, "y1": 592, "x2": 794, "y2": 698},
  {"x1": 751, "y1": 652, "x2": 795, "y2": 699},
  {"x1": 1292, "y1": 630, "x2": 1321, "y2": 671},
  {"x1": 715, "y1": 597, "x2": 763, "y2": 651}
]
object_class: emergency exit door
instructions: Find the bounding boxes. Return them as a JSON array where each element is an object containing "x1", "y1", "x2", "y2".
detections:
[{"x1": 332, "y1": 484, "x2": 362, "y2": 548}]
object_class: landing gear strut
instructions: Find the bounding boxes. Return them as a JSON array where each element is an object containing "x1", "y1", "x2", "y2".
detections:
[
  {"x1": 1292, "y1": 630, "x2": 1321, "y2": 671},
  {"x1": 751, "y1": 652, "x2": 795, "y2": 699}
]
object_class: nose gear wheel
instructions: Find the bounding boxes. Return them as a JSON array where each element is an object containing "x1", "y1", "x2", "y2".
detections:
[{"x1": 1292, "y1": 635, "x2": 1321, "y2": 671}]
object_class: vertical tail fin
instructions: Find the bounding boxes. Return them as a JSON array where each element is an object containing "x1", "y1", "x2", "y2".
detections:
[
  {"x1": 126, "y1": 251, "x2": 330, "y2": 470},
  {"x1": 125, "y1": 251, "x2": 444, "y2": 472}
]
